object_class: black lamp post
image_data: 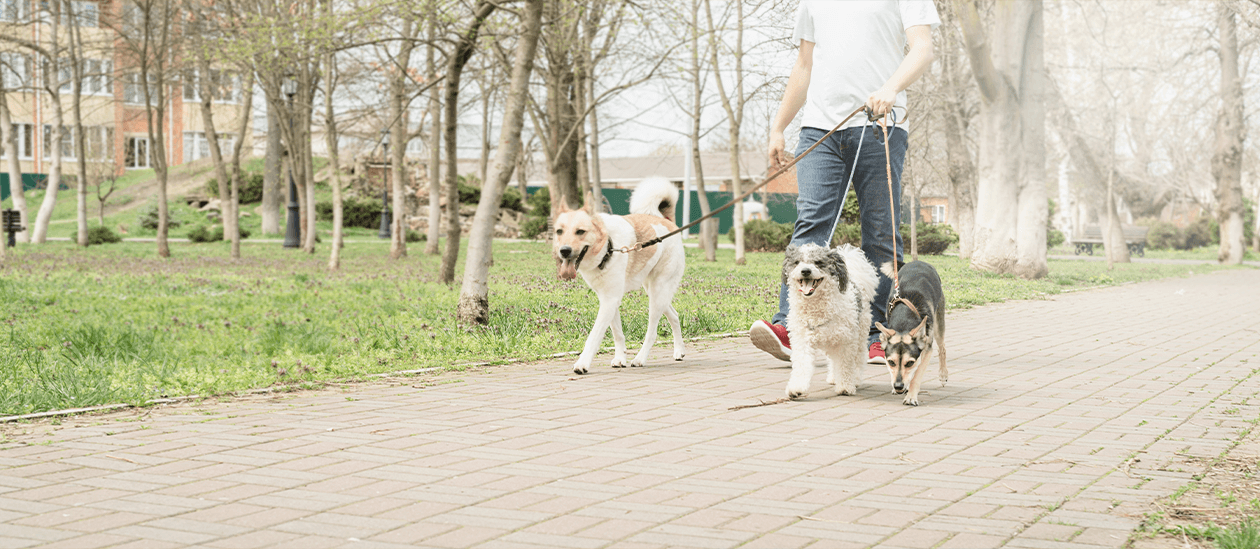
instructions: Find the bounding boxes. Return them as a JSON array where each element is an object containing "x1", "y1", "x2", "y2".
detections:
[
  {"x1": 281, "y1": 73, "x2": 302, "y2": 248},
  {"x1": 378, "y1": 128, "x2": 392, "y2": 239}
]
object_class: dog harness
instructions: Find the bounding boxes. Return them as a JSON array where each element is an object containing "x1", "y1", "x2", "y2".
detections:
[
  {"x1": 887, "y1": 297, "x2": 921, "y2": 321},
  {"x1": 596, "y1": 237, "x2": 614, "y2": 270}
]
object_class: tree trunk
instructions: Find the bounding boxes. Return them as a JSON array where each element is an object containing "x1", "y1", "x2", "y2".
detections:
[
  {"x1": 389, "y1": 16, "x2": 415, "y2": 260},
  {"x1": 704, "y1": 0, "x2": 744, "y2": 265},
  {"x1": 228, "y1": 73, "x2": 253, "y2": 260},
  {"x1": 959, "y1": 0, "x2": 1046, "y2": 278},
  {"x1": 457, "y1": 0, "x2": 543, "y2": 325},
  {"x1": 325, "y1": 49, "x2": 343, "y2": 270},
  {"x1": 910, "y1": 182, "x2": 920, "y2": 262},
  {"x1": 938, "y1": 4, "x2": 976, "y2": 259},
  {"x1": 262, "y1": 106, "x2": 282, "y2": 235},
  {"x1": 68, "y1": 10, "x2": 88, "y2": 248},
  {"x1": 198, "y1": 56, "x2": 235, "y2": 258},
  {"x1": 0, "y1": 90, "x2": 26, "y2": 244},
  {"x1": 440, "y1": 0, "x2": 497, "y2": 284},
  {"x1": 689, "y1": 0, "x2": 715, "y2": 261},
  {"x1": 424, "y1": 4, "x2": 442, "y2": 255},
  {"x1": 302, "y1": 73, "x2": 318, "y2": 254},
  {"x1": 1212, "y1": 0, "x2": 1245, "y2": 265}
]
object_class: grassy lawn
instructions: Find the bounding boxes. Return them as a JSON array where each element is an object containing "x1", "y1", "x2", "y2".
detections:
[
  {"x1": 1049, "y1": 244, "x2": 1260, "y2": 262},
  {"x1": 0, "y1": 240, "x2": 1246, "y2": 416}
]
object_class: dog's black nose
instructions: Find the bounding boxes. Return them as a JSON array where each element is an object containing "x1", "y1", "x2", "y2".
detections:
[
  {"x1": 800, "y1": 267, "x2": 812, "y2": 277},
  {"x1": 893, "y1": 381, "x2": 905, "y2": 392},
  {"x1": 559, "y1": 246, "x2": 572, "y2": 258}
]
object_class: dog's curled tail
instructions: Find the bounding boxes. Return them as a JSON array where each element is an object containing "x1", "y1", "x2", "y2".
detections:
[
  {"x1": 878, "y1": 261, "x2": 907, "y2": 279},
  {"x1": 629, "y1": 177, "x2": 679, "y2": 222}
]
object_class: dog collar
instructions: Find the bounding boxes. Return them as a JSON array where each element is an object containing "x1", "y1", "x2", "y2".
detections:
[
  {"x1": 887, "y1": 297, "x2": 921, "y2": 321},
  {"x1": 596, "y1": 237, "x2": 614, "y2": 270}
]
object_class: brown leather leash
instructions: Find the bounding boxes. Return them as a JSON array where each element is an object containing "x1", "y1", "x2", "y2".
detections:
[{"x1": 612, "y1": 105, "x2": 870, "y2": 255}]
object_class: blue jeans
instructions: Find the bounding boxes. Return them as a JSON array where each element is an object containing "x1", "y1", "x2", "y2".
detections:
[{"x1": 771, "y1": 125, "x2": 906, "y2": 346}]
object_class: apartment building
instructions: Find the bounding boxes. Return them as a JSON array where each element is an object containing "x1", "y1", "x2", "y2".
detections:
[{"x1": 0, "y1": 0, "x2": 248, "y2": 183}]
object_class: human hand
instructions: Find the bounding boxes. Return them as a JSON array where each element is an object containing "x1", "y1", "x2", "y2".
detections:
[
  {"x1": 865, "y1": 87, "x2": 897, "y2": 118},
  {"x1": 768, "y1": 132, "x2": 788, "y2": 169}
]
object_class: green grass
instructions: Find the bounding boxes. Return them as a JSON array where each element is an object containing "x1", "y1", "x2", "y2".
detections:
[
  {"x1": 0, "y1": 242, "x2": 1244, "y2": 416},
  {"x1": 1050, "y1": 244, "x2": 1260, "y2": 262}
]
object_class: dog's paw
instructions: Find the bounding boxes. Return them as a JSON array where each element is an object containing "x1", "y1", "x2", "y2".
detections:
[
  {"x1": 610, "y1": 356, "x2": 628, "y2": 368},
  {"x1": 836, "y1": 384, "x2": 858, "y2": 396},
  {"x1": 939, "y1": 371, "x2": 948, "y2": 386},
  {"x1": 673, "y1": 349, "x2": 685, "y2": 361},
  {"x1": 572, "y1": 363, "x2": 589, "y2": 375},
  {"x1": 786, "y1": 388, "x2": 807, "y2": 400},
  {"x1": 630, "y1": 358, "x2": 646, "y2": 368},
  {"x1": 902, "y1": 393, "x2": 919, "y2": 406}
]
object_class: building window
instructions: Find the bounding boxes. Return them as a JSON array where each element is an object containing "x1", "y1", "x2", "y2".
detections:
[
  {"x1": 183, "y1": 131, "x2": 235, "y2": 163},
  {"x1": 931, "y1": 204, "x2": 946, "y2": 224},
  {"x1": 83, "y1": 126, "x2": 112, "y2": 160},
  {"x1": 0, "y1": 124, "x2": 33, "y2": 159},
  {"x1": 0, "y1": 0, "x2": 27, "y2": 22},
  {"x1": 84, "y1": 59, "x2": 111, "y2": 95},
  {"x1": 42, "y1": 125, "x2": 76, "y2": 160},
  {"x1": 183, "y1": 69, "x2": 240, "y2": 103},
  {"x1": 123, "y1": 73, "x2": 156, "y2": 104},
  {"x1": 125, "y1": 136, "x2": 149, "y2": 168},
  {"x1": 0, "y1": 53, "x2": 29, "y2": 90},
  {"x1": 69, "y1": 0, "x2": 97, "y2": 27}
]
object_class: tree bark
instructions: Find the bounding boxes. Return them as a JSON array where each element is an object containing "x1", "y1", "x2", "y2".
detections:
[
  {"x1": 197, "y1": 54, "x2": 235, "y2": 258},
  {"x1": 0, "y1": 88, "x2": 25, "y2": 243},
  {"x1": 937, "y1": 2, "x2": 976, "y2": 259},
  {"x1": 30, "y1": 6, "x2": 63, "y2": 245},
  {"x1": 389, "y1": 15, "x2": 416, "y2": 260},
  {"x1": 704, "y1": 0, "x2": 744, "y2": 265},
  {"x1": 690, "y1": 0, "x2": 715, "y2": 261},
  {"x1": 1212, "y1": 0, "x2": 1245, "y2": 265},
  {"x1": 228, "y1": 72, "x2": 253, "y2": 260},
  {"x1": 262, "y1": 107, "x2": 282, "y2": 235},
  {"x1": 457, "y1": 0, "x2": 543, "y2": 325},
  {"x1": 424, "y1": 2, "x2": 442, "y2": 254},
  {"x1": 67, "y1": 2, "x2": 88, "y2": 247},
  {"x1": 958, "y1": 0, "x2": 1047, "y2": 278},
  {"x1": 439, "y1": 0, "x2": 497, "y2": 284},
  {"x1": 325, "y1": 44, "x2": 343, "y2": 270}
]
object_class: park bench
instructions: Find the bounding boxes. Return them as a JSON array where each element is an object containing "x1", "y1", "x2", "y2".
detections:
[
  {"x1": 2, "y1": 209, "x2": 22, "y2": 247},
  {"x1": 1071, "y1": 224, "x2": 1148, "y2": 257}
]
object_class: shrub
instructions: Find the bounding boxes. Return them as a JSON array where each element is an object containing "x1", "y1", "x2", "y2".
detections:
[
  {"x1": 315, "y1": 196, "x2": 384, "y2": 230},
  {"x1": 831, "y1": 223, "x2": 861, "y2": 247},
  {"x1": 1146, "y1": 220, "x2": 1183, "y2": 250},
  {"x1": 138, "y1": 205, "x2": 182, "y2": 231},
  {"x1": 521, "y1": 187, "x2": 551, "y2": 239},
  {"x1": 405, "y1": 229, "x2": 425, "y2": 243},
  {"x1": 187, "y1": 225, "x2": 252, "y2": 243},
  {"x1": 829, "y1": 222, "x2": 957, "y2": 255},
  {"x1": 458, "y1": 175, "x2": 482, "y2": 204},
  {"x1": 203, "y1": 173, "x2": 265, "y2": 204},
  {"x1": 1046, "y1": 228, "x2": 1065, "y2": 249},
  {"x1": 501, "y1": 186, "x2": 524, "y2": 212},
  {"x1": 1183, "y1": 217, "x2": 1217, "y2": 249},
  {"x1": 909, "y1": 222, "x2": 957, "y2": 255},
  {"x1": 86, "y1": 226, "x2": 121, "y2": 245},
  {"x1": 732, "y1": 219, "x2": 793, "y2": 252}
]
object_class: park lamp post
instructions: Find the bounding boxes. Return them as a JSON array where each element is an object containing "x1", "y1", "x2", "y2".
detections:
[
  {"x1": 281, "y1": 73, "x2": 302, "y2": 248},
  {"x1": 378, "y1": 128, "x2": 392, "y2": 239}
]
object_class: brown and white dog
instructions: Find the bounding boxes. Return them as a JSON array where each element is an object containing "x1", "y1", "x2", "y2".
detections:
[{"x1": 553, "y1": 177, "x2": 686, "y2": 375}]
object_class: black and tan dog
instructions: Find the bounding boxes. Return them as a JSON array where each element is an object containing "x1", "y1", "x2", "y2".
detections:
[{"x1": 874, "y1": 261, "x2": 947, "y2": 406}]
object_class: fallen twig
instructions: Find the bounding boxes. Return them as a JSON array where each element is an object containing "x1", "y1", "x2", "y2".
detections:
[
  {"x1": 106, "y1": 455, "x2": 135, "y2": 464},
  {"x1": 728, "y1": 398, "x2": 790, "y2": 411}
]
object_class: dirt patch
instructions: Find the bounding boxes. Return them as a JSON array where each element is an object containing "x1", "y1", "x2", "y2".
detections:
[{"x1": 1129, "y1": 433, "x2": 1260, "y2": 548}]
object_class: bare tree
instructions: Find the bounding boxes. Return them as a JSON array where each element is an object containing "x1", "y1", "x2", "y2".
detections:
[
  {"x1": 1213, "y1": 0, "x2": 1246, "y2": 264},
  {"x1": 457, "y1": 0, "x2": 544, "y2": 324},
  {"x1": 934, "y1": 0, "x2": 977, "y2": 259},
  {"x1": 959, "y1": 0, "x2": 1047, "y2": 278},
  {"x1": 26, "y1": 0, "x2": 66, "y2": 244},
  {"x1": 0, "y1": 68, "x2": 26, "y2": 244},
  {"x1": 704, "y1": 0, "x2": 746, "y2": 265},
  {"x1": 438, "y1": 0, "x2": 497, "y2": 284}
]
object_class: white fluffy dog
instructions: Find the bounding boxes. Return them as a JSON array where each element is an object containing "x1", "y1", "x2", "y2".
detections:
[
  {"x1": 782, "y1": 243, "x2": 879, "y2": 399},
  {"x1": 552, "y1": 177, "x2": 686, "y2": 375}
]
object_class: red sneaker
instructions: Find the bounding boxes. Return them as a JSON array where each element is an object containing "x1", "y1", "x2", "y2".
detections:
[
  {"x1": 749, "y1": 320, "x2": 791, "y2": 361},
  {"x1": 868, "y1": 341, "x2": 887, "y2": 365}
]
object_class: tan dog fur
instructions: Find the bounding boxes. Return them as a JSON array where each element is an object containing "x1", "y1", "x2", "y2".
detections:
[{"x1": 552, "y1": 178, "x2": 686, "y2": 374}]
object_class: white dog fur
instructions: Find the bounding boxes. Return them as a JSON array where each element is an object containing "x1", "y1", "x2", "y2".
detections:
[
  {"x1": 782, "y1": 243, "x2": 878, "y2": 399},
  {"x1": 552, "y1": 177, "x2": 686, "y2": 375}
]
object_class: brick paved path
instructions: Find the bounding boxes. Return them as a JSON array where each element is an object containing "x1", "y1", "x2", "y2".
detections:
[{"x1": 2, "y1": 269, "x2": 1259, "y2": 549}]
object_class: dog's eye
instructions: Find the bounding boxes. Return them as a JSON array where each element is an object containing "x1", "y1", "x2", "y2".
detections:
[
  {"x1": 575, "y1": 230, "x2": 586, "y2": 236},
  {"x1": 555, "y1": 229, "x2": 563, "y2": 235}
]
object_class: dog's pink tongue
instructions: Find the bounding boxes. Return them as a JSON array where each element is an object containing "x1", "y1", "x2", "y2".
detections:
[{"x1": 558, "y1": 261, "x2": 578, "y2": 280}]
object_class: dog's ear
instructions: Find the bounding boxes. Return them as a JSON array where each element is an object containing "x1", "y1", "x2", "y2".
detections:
[
  {"x1": 825, "y1": 248, "x2": 849, "y2": 292},
  {"x1": 782, "y1": 245, "x2": 801, "y2": 285},
  {"x1": 582, "y1": 190, "x2": 596, "y2": 214},
  {"x1": 908, "y1": 316, "x2": 929, "y2": 338},
  {"x1": 875, "y1": 321, "x2": 896, "y2": 339}
]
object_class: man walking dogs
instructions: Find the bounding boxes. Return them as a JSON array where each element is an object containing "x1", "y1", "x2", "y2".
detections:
[{"x1": 750, "y1": 1, "x2": 939, "y2": 366}]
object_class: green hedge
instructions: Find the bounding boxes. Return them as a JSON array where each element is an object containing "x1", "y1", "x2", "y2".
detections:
[{"x1": 204, "y1": 173, "x2": 266, "y2": 204}]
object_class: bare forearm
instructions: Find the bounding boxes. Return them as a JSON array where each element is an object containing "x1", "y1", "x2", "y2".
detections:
[
  {"x1": 883, "y1": 41, "x2": 933, "y2": 95},
  {"x1": 772, "y1": 41, "x2": 813, "y2": 135}
]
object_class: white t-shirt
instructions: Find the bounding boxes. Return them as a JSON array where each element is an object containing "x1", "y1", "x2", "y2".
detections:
[{"x1": 794, "y1": 0, "x2": 940, "y2": 131}]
